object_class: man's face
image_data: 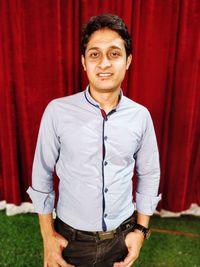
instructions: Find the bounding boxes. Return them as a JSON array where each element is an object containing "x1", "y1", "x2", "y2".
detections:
[{"x1": 81, "y1": 29, "x2": 132, "y2": 94}]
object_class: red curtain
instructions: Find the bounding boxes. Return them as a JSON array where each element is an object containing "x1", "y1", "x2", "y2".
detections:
[{"x1": 0, "y1": 0, "x2": 199, "y2": 212}]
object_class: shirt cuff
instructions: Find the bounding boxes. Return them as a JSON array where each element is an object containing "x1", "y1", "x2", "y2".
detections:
[
  {"x1": 136, "y1": 192, "x2": 162, "y2": 215},
  {"x1": 26, "y1": 186, "x2": 55, "y2": 214}
]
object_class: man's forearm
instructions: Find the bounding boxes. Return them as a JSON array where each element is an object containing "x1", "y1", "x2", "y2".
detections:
[
  {"x1": 38, "y1": 213, "x2": 55, "y2": 239},
  {"x1": 133, "y1": 212, "x2": 150, "y2": 241},
  {"x1": 38, "y1": 213, "x2": 70, "y2": 266},
  {"x1": 136, "y1": 212, "x2": 150, "y2": 228}
]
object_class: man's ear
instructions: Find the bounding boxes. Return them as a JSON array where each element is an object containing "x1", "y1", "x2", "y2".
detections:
[
  {"x1": 81, "y1": 55, "x2": 86, "y2": 71},
  {"x1": 126, "y1": 54, "x2": 132, "y2": 70}
]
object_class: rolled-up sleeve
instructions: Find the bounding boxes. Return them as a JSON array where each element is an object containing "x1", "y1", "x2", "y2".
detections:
[
  {"x1": 27, "y1": 101, "x2": 60, "y2": 214},
  {"x1": 135, "y1": 109, "x2": 161, "y2": 215},
  {"x1": 27, "y1": 187, "x2": 55, "y2": 213}
]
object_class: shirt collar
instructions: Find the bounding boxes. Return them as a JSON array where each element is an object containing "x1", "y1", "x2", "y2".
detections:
[{"x1": 84, "y1": 85, "x2": 124, "y2": 110}]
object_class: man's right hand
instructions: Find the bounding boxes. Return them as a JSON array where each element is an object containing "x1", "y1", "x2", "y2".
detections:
[
  {"x1": 38, "y1": 213, "x2": 75, "y2": 267},
  {"x1": 43, "y1": 230, "x2": 75, "y2": 267}
]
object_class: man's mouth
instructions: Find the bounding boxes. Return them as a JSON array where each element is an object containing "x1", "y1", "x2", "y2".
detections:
[{"x1": 97, "y1": 73, "x2": 112, "y2": 77}]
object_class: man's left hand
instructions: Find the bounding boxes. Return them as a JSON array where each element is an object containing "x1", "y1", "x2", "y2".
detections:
[{"x1": 113, "y1": 230, "x2": 144, "y2": 267}]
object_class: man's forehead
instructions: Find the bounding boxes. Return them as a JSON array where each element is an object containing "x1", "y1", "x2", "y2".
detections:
[{"x1": 86, "y1": 29, "x2": 125, "y2": 51}]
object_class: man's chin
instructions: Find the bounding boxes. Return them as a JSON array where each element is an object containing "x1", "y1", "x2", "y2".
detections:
[
  {"x1": 93, "y1": 86, "x2": 120, "y2": 93},
  {"x1": 102, "y1": 89, "x2": 118, "y2": 94}
]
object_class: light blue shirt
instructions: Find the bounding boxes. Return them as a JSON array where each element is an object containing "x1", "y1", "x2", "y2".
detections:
[{"x1": 27, "y1": 87, "x2": 161, "y2": 231}]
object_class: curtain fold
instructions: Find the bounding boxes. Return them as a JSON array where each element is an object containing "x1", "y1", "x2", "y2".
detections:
[{"x1": 0, "y1": 0, "x2": 199, "y2": 212}]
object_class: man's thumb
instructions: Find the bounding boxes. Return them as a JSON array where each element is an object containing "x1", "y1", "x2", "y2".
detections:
[{"x1": 59, "y1": 237, "x2": 68, "y2": 247}]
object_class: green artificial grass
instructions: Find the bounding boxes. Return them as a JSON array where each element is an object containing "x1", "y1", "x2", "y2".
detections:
[
  {"x1": 135, "y1": 215, "x2": 200, "y2": 267},
  {"x1": 0, "y1": 211, "x2": 43, "y2": 267},
  {"x1": 0, "y1": 211, "x2": 199, "y2": 267}
]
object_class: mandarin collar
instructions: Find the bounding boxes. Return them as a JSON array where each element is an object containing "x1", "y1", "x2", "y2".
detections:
[{"x1": 84, "y1": 85, "x2": 123, "y2": 110}]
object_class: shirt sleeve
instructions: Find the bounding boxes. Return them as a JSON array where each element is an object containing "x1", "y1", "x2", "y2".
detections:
[
  {"x1": 27, "y1": 101, "x2": 60, "y2": 214},
  {"x1": 135, "y1": 109, "x2": 161, "y2": 215}
]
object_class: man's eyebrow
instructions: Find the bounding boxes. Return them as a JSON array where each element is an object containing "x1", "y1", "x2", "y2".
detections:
[
  {"x1": 87, "y1": 47, "x2": 100, "y2": 52},
  {"x1": 87, "y1": 46, "x2": 122, "y2": 52}
]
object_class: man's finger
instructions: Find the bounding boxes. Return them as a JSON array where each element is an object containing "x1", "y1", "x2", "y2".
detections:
[
  {"x1": 113, "y1": 261, "x2": 126, "y2": 267},
  {"x1": 57, "y1": 236, "x2": 68, "y2": 248},
  {"x1": 126, "y1": 262, "x2": 134, "y2": 267},
  {"x1": 58, "y1": 257, "x2": 75, "y2": 267},
  {"x1": 61, "y1": 239, "x2": 68, "y2": 248},
  {"x1": 113, "y1": 252, "x2": 136, "y2": 267}
]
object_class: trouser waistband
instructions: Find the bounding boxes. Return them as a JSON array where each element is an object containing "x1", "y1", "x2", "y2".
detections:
[{"x1": 56, "y1": 211, "x2": 137, "y2": 241}]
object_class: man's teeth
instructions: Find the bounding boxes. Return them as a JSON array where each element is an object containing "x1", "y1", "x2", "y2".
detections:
[{"x1": 98, "y1": 73, "x2": 112, "y2": 77}]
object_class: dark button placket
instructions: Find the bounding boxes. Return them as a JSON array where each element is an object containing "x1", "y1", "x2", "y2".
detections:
[
  {"x1": 84, "y1": 88, "x2": 119, "y2": 231},
  {"x1": 100, "y1": 108, "x2": 116, "y2": 231}
]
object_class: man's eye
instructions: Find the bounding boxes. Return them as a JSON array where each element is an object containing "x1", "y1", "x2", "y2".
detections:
[
  {"x1": 110, "y1": 52, "x2": 120, "y2": 57},
  {"x1": 90, "y1": 52, "x2": 99, "y2": 58}
]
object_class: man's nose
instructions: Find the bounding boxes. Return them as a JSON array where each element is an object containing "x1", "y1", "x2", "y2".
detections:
[{"x1": 99, "y1": 55, "x2": 111, "y2": 69}]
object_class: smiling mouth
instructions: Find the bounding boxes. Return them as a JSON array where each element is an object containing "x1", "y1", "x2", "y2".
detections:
[{"x1": 97, "y1": 73, "x2": 113, "y2": 77}]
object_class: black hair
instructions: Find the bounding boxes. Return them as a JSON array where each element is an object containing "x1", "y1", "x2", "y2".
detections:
[{"x1": 81, "y1": 14, "x2": 132, "y2": 57}]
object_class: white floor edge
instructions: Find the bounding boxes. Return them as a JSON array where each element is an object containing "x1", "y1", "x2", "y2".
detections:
[{"x1": 0, "y1": 200, "x2": 200, "y2": 217}]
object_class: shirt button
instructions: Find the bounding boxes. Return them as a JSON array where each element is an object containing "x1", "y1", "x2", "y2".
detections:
[
  {"x1": 104, "y1": 136, "x2": 108, "y2": 141},
  {"x1": 104, "y1": 161, "x2": 108, "y2": 166},
  {"x1": 104, "y1": 214, "x2": 107, "y2": 218},
  {"x1": 105, "y1": 188, "x2": 108, "y2": 193}
]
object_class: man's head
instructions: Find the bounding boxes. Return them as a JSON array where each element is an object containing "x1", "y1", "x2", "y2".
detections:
[
  {"x1": 81, "y1": 14, "x2": 132, "y2": 94},
  {"x1": 81, "y1": 14, "x2": 132, "y2": 58}
]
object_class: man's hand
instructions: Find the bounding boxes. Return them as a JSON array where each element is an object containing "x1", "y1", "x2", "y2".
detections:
[
  {"x1": 38, "y1": 213, "x2": 75, "y2": 267},
  {"x1": 43, "y1": 230, "x2": 75, "y2": 267},
  {"x1": 113, "y1": 230, "x2": 144, "y2": 267}
]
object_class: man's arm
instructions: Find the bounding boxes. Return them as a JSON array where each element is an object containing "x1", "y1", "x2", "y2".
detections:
[
  {"x1": 114, "y1": 109, "x2": 161, "y2": 267},
  {"x1": 136, "y1": 212, "x2": 150, "y2": 228},
  {"x1": 39, "y1": 213, "x2": 74, "y2": 267},
  {"x1": 113, "y1": 212, "x2": 149, "y2": 267},
  {"x1": 27, "y1": 102, "x2": 74, "y2": 267},
  {"x1": 27, "y1": 101, "x2": 60, "y2": 215}
]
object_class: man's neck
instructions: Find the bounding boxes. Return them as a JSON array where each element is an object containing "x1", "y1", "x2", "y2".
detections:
[{"x1": 89, "y1": 87, "x2": 121, "y2": 114}]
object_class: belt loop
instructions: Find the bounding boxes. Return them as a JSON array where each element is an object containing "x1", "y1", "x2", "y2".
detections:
[
  {"x1": 96, "y1": 232, "x2": 100, "y2": 242},
  {"x1": 71, "y1": 228, "x2": 77, "y2": 241}
]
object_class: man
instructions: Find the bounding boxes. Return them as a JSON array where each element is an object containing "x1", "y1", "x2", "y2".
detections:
[{"x1": 27, "y1": 14, "x2": 161, "y2": 267}]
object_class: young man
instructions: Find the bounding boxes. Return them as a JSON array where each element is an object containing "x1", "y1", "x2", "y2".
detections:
[{"x1": 27, "y1": 14, "x2": 161, "y2": 267}]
